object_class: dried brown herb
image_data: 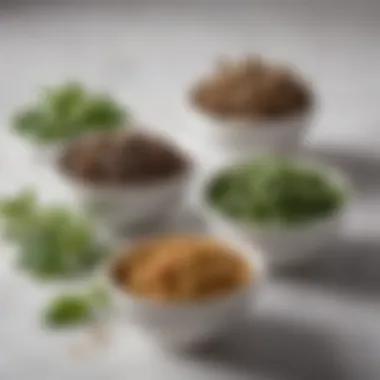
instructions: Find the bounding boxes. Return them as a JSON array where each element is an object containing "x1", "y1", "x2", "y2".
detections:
[
  {"x1": 60, "y1": 131, "x2": 189, "y2": 185},
  {"x1": 190, "y1": 56, "x2": 312, "y2": 120}
]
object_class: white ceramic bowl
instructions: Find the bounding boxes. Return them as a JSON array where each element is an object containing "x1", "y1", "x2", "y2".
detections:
[
  {"x1": 60, "y1": 172, "x2": 191, "y2": 236},
  {"x1": 106, "y1": 238, "x2": 266, "y2": 350},
  {"x1": 198, "y1": 110, "x2": 313, "y2": 159},
  {"x1": 56, "y1": 131, "x2": 193, "y2": 236},
  {"x1": 199, "y1": 160, "x2": 350, "y2": 267}
]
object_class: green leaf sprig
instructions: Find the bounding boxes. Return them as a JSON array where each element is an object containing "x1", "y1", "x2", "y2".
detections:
[
  {"x1": 0, "y1": 189, "x2": 108, "y2": 279},
  {"x1": 12, "y1": 82, "x2": 129, "y2": 144}
]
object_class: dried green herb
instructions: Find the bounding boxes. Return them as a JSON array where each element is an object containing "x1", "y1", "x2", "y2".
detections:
[{"x1": 208, "y1": 158, "x2": 345, "y2": 225}]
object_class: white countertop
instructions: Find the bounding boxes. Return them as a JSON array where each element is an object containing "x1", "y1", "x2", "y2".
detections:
[{"x1": 1, "y1": 3, "x2": 380, "y2": 380}]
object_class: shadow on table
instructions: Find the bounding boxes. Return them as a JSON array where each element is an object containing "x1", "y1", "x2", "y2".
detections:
[
  {"x1": 104, "y1": 144, "x2": 380, "y2": 242},
  {"x1": 276, "y1": 237, "x2": 380, "y2": 298},
  {"x1": 304, "y1": 145, "x2": 380, "y2": 194},
  {"x1": 188, "y1": 315, "x2": 350, "y2": 380},
  {"x1": 118, "y1": 208, "x2": 380, "y2": 299}
]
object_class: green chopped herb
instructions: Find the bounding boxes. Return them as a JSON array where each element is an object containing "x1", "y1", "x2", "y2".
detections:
[
  {"x1": 12, "y1": 82, "x2": 129, "y2": 144},
  {"x1": 208, "y1": 158, "x2": 346, "y2": 226}
]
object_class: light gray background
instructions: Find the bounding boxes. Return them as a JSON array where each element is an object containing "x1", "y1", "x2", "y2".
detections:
[{"x1": 0, "y1": 2, "x2": 380, "y2": 380}]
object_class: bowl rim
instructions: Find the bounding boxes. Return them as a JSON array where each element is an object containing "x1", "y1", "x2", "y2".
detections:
[
  {"x1": 192, "y1": 102, "x2": 316, "y2": 128},
  {"x1": 103, "y1": 234, "x2": 267, "y2": 310},
  {"x1": 59, "y1": 165, "x2": 193, "y2": 194},
  {"x1": 198, "y1": 156, "x2": 351, "y2": 233}
]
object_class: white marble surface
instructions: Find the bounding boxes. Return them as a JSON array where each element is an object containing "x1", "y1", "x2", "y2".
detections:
[{"x1": 1, "y1": 3, "x2": 380, "y2": 380}]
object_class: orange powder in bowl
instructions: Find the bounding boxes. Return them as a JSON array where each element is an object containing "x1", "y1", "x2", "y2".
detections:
[{"x1": 111, "y1": 236, "x2": 253, "y2": 302}]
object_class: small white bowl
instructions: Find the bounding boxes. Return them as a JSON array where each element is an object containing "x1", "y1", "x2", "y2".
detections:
[
  {"x1": 198, "y1": 109, "x2": 313, "y2": 159},
  {"x1": 60, "y1": 172, "x2": 192, "y2": 237},
  {"x1": 55, "y1": 132, "x2": 193, "y2": 236},
  {"x1": 199, "y1": 159, "x2": 350, "y2": 267},
  {"x1": 105, "y1": 238, "x2": 266, "y2": 350}
]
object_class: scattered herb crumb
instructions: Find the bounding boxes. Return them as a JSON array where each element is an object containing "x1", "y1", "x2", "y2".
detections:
[
  {"x1": 44, "y1": 285, "x2": 111, "y2": 328},
  {"x1": 45, "y1": 294, "x2": 93, "y2": 328}
]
